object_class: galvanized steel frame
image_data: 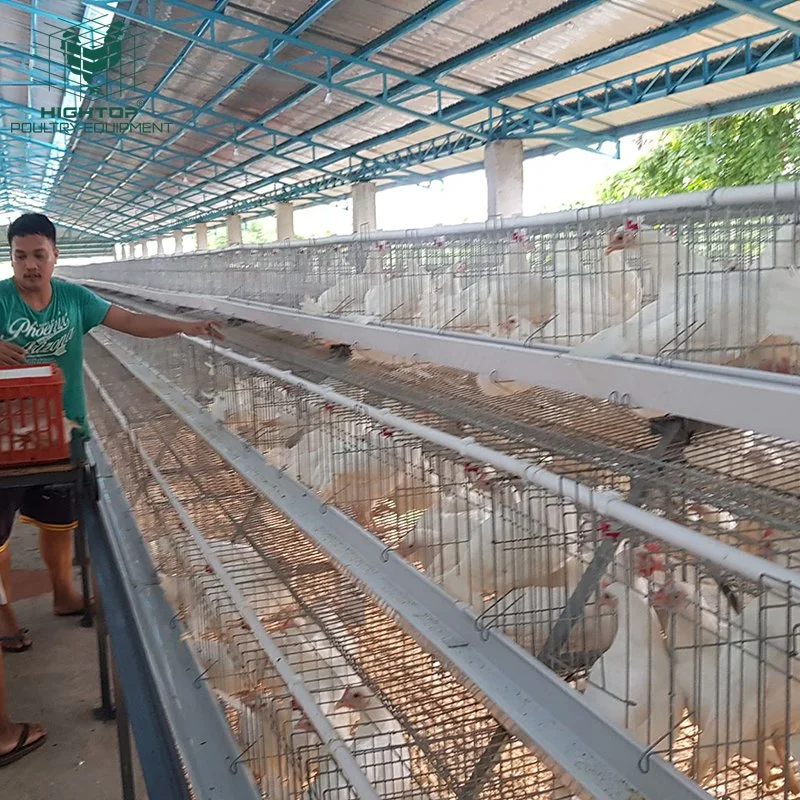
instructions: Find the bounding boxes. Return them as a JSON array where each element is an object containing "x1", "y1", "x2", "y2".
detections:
[
  {"x1": 0, "y1": 0, "x2": 795, "y2": 241},
  {"x1": 90, "y1": 328, "x2": 714, "y2": 800},
  {"x1": 72, "y1": 277, "x2": 800, "y2": 445},
  {"x1": 83, "y1": 433, "x2": 263, "y2": 800}
]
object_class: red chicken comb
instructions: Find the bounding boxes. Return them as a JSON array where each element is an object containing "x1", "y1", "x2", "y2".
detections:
[{"x1": 624, "y1": 219, "x2": 640, "y2": 231}]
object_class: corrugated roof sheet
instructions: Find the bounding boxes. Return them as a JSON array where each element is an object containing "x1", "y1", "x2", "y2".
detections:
[{"x1": 1, "y1": 0, "x2": 798, "y2": 241}]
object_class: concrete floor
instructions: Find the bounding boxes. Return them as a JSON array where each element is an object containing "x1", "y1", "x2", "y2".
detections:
[{"x1": 0, "y1": 521, "x2": 147, "y2": 800}]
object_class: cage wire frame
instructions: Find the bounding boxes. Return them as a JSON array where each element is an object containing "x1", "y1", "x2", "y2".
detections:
[
  {"x1": 83, "y1": 325, "x2": 800, "y2": 799},
  {"x1": 83, "y1": 345, "x2": 582, "y2": 800},
  {"x1": 90, "y1": 289, "x2": 800, "y2": 545},
  {"x1": 62, "y1": 182, "x2": 800, "y2": 377}
]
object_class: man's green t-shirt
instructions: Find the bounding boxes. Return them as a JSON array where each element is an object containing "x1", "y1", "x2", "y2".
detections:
[{"x1": 0, "y1": 278, "x2": 111, "y2": 435}]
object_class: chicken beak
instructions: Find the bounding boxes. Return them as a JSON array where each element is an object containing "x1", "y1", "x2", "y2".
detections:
[{"x1": 605, "y1": 243, "x2": 623, "y2": 255}]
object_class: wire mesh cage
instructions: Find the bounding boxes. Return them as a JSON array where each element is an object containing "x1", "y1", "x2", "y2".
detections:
[
  {"x1": 84, "y1": 341, "x2": 582, "y2": 800},
  {"x1": 84, "y1": 325, "x2": 800, "y2": 799},
  {"x1": 62, "y1": 185, "x2": 800, "y2": 380}
]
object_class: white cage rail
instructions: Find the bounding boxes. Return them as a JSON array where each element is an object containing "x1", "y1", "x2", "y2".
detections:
[
  {"x1": 61, "y1": 180, "x2": 800, "y2": 443},
  {"x1": 81, "y1": 323, "x2": 800, "y2": 800}
]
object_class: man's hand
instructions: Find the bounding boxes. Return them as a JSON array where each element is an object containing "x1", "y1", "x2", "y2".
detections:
[
  {"x1": 181, "y1": 320, "x2": 224, "y2": 341},
  {"x1": 0, "y1": 340, "x2": 26, "y2": 366}
]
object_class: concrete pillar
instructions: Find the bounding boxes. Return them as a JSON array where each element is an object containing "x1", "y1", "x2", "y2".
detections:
[
  {"x1": 351, "y1": 181, "x2": 377, "y2": 233},
  {"x1": 195, "y1": 222, "x2": 208, "y2": 250},
  {"x1": 140, "y1": 241, "x2": 149, "y2": 257},
  {"x1": 173, "y1": 230, "x2": 183, "y2": 254},
  {"x1": 227, "y1": 214, "x2": 242, "y2": 246},
  {"x1": 276, "y1": 202, "x2": 294, "y2": 241},
  {"x1": 156, "y1": 235, "x2": 165, "y2": 255},
  {"x1": 485, "y1": 139, "x2": 523, "y2": 219}
]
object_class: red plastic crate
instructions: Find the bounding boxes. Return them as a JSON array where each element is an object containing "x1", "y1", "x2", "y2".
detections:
[{"x1": 0, "y1": 363, "x2": 71, "y2": 466}]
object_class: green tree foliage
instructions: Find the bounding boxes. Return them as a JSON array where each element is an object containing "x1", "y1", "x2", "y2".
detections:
[
  {"x1": 208, "y1": 227, "x2": 228, "y2": 248},
  {"x1": 597, "y1": 104, "x2": 800, "y2": 202}
]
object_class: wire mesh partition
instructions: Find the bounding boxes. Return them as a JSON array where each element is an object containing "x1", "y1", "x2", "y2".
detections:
[
  {"x1": 85, "y1": 327, "x2": 800, "y2": 799},
  {"x1": 63, "y1": 182, "x2": 800, "y2": 377},
  {"x1": 84, "y1": 338, "x2": 581, "y2": 800}
]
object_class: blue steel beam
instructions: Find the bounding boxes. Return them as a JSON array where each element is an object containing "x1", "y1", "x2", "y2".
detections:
[
  {"x1": 51, "y1": 0, "x2": 232, "y2": 194},
  {"x1": 0, "y1": 93, "x2": 242, "y2": 208},
  {"x1": 6, "y1": 0, "x2": 784, "y2": 228},
  {"x1": 104, "y1": 0, "x2": 345, "y2": 203},
  {"x1": 713, "y1": 0, "x2": 800, "y2": 35},
  {"x1": 0, "y1": 119, "x2": 240, "y2": 228},
  {"x1": 139, "y1": 0, "x2": 606, "y2": 202},
  {"x1": 78, "y1": 0, "x2": 533, "y2": 138},
  {"x1": 0, "y1": 3, "x2": 351, "y2": 162},
  {"x1": 102, "y1": 80, "x2": 800, "y2": 240},
  {"x1": 113, "y1": 26, "x2": 798, "y2": 235},
  {"x1": 0, "y1": 44, "x2": 358, "y2": 196},
  {"x1": 140, "y1": 0, "x2": 796, "y2": 208}
]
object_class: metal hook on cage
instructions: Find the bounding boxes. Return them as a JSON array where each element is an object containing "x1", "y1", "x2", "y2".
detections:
[
  {"x1": 474, "y1": 592, "x2": 520, "y2": 641},
  {"x1": 229, "y1": 740, "x2": 259, "y2": 775},
  {"x1": 192, "y1": 658, "x2": 220, "y2": 689},
  {"x1": 380, "y1": 543, "x2": 394, "y2": 563},
  {"x1": 637, "y1": 723, "x2": 681, "y2": 774},
  {"x1": 168, "y1": 610, "x2": 182, "y2": 630}
]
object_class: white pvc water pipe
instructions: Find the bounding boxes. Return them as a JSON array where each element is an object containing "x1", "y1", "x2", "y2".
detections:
[
  {"x1": 186, "y1": 336, "x2": 800, "y2": 592},
  {"x1": 84, "y1": 363, "x2": 383, "y2": 800}
]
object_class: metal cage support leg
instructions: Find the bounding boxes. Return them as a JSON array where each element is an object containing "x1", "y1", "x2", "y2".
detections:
[
  {"x1": 93, "y1": 580, "x2": 116, "y2": 722},
  {"x1": 76, "y1": 463, "x2": 100, "y2": 629},
  {"x1": 111, "y1": 655, "x2": 137, "y2": 800}
]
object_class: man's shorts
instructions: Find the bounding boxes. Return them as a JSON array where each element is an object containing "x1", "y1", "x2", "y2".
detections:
[{"x1": 0, "y1": 486, "x2": 78, "y2": 552}]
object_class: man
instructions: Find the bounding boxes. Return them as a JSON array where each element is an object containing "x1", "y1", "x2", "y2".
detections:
[{"x1": 0, "y1": 212, "x2": 221, "y2": 766}]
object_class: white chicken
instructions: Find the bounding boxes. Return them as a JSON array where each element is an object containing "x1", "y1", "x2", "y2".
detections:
[
  {"x1": 300, "y1": 274, "x2": 371, "y2": 316},
  {"x1": 688, "y1": 585, "x2": 800, "y2": 792},
  {"x1": 573, "y1": 220, "x2": 800, "y2": 372},
  {"x1": 417, "y1": 264, "x2": 472, "y2": 330},
  {"x1": 271, "y1": 414, "x2": 401, "y2": 529},
  {"x1": 503, "y1": 582, "x2": 618, "y2": 656},
  {"x1": 272, "y1": 615, "x2": 361, "y2": 720},
  {"x1": 425, "y1": 492, "x2": 583, "y2": 611},
  {"x1": 541, "y1": 235, "x2": 643, "y2": 348},
  {"x1": 650, "y1": 580, "x2": 728, "y2": 731},
  {"x1": 335, "y1": 685, "x2": 433, "y2": 798},
  {"x1": 582, "y1": 582, "x2": 675, "y2": 747},
  {"x1": 395, "y1": 491, "x2": 491, "y2": 567},
  {"x1": 362, "y1": 268, "x2": 429, "y2": 324}
]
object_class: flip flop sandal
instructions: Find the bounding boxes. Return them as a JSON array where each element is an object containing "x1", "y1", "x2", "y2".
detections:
[
  {"x1": 0, "y1": 724, "x2": 47, "y2": 768},
  {"x1": 0, "y1": 629, "x2": 32, "y2": 653}
]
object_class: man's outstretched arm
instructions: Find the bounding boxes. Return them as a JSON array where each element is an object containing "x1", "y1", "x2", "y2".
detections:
[{"x1": 101, "y1": 305, "x2": 223, "y2": 340}]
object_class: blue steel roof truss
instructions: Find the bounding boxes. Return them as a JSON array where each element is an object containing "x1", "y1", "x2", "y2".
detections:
[
  {"x1": 101, "y1": 25, "x2": 800, "y2": 238},
  {"x1": 0, "y1": 0, "x2": 793, "y2": 242}
]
